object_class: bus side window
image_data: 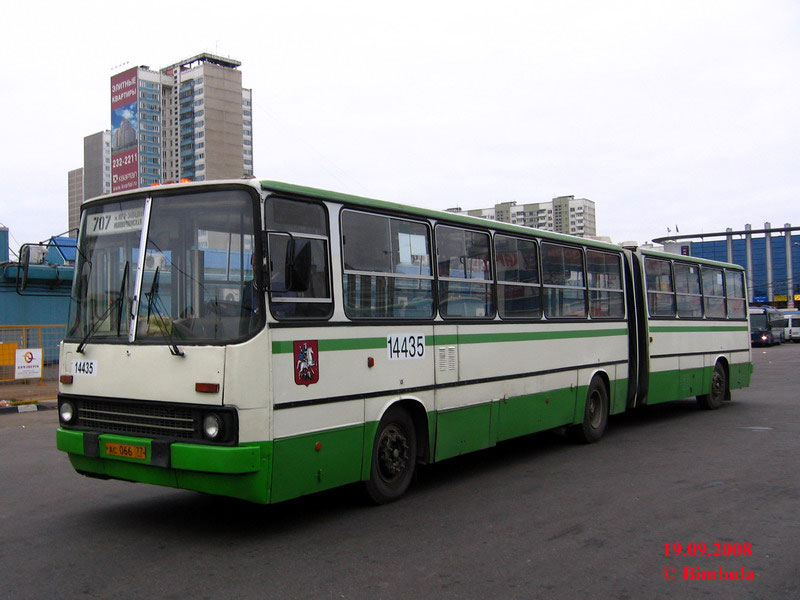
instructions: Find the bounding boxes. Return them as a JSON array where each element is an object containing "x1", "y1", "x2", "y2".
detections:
[
  {"x1": 341, "y1": 211, "x2": 434, "y2": 319},
  {"x1": 541, "y1": 243, "x2": 587, "y2": 318},
  {"x1": 436, "y1": 226, "x2": 494, "y2": 319},
  {"x1": 725, "y1": 270, "x2": 746, "y2": 319},
  {"x1": 265, "y1": 197, "x2": 333, "y2": 320},
  {"x1": 495, "y1": 234, "x2": 541, "y2": 319},
  {"x1": 702, "y1": 267, "x2": 726, "y2": 318},
  {"x1": 644, "y1": 258, "x2": 675, "y2": 317},
  {"x1": 587, "y1": 250, "x2": 624, "y2": 319},
  {"x1": 674, "y1": 263, "x2": 703, "y2": 318}
]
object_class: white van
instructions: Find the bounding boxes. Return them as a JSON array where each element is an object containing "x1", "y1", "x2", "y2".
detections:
[{"x1": 784, "y1": 314, "x2": 800, "y2": 343}]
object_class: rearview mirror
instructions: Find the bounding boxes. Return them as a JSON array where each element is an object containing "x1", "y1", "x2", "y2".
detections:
[
  {"x1": 18, "y1": 245, "x2": 31, "y2": 290},
  {"x1": 15, "y1": 242, "x2": 72, "y2": 297}
]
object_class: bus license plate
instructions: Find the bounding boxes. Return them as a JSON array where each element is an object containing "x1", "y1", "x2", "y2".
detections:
[{"x1": 105, "y1": 442, "x2": 147, "y2": 461}]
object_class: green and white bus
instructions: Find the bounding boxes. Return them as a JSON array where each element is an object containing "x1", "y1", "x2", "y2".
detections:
[{"x1": 54, "y1": 179, "x2": 753, "y2": 504}]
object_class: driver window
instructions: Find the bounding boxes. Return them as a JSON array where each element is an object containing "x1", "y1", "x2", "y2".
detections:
[{"x1": 265, "y1": 196, "x2": 333, "y2": 320}]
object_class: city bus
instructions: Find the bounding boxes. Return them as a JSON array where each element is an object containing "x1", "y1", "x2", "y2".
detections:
[
  {"x1": 53, "y1": 179, "x2": 753, "y2": 504},
  {"x1": 748, "y1": 305, "x2": 786, "y2": 346}
]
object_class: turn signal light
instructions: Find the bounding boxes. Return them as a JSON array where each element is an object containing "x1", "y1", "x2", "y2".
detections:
[{"x1": 195, "y1": 382, "x2": 220, "y2": 393}]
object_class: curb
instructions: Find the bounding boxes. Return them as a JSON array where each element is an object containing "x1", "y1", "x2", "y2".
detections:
[{"x1": 0, "y1": 399, "x2": 57, "y2": 415}]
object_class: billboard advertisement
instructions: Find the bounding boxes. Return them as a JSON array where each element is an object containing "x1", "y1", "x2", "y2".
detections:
[{"x1": 111, "y1": 67, "x2": 139, "y2": 193}]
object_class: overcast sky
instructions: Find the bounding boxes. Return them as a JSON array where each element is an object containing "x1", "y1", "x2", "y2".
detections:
[{"x1": 1, "y1": 0, "x2": 798, "y2": 255}]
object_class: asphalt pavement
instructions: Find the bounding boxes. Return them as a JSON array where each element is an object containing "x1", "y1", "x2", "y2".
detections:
[{"x1": 0, "y1": 344, "x2": 798, "y2": 599}]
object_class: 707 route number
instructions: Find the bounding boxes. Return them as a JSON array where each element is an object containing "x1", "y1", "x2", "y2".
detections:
[{"x1": 387, "y1": 334, "x2": 426, "y2": 360}]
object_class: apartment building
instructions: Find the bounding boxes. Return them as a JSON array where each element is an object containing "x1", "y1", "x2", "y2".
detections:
[
  {"x1": 110, "y1": 52, "x2": 253, "y2": 192},
  {"x1": 449, "y1": 195, "x2": 597, "y2": 237}
]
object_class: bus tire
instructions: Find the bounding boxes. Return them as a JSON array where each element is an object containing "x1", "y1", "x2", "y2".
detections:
[
  {"x1": 697, "y1": 361, "x2": 727, "y2": 410},
  {"x1": 569, "y1": 378, "x2": 608, "y2": 444},
  {"x1": 365, "y1": 407, "x2": 417, "y2": 504}
]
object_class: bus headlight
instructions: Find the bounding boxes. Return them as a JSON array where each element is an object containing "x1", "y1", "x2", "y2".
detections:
[
  {"x1": 60, "y1": 401, "x2": 75, "y2": 423},
  {"x1": 203, "y1": 414, "x2": 222, "y2": 440}
]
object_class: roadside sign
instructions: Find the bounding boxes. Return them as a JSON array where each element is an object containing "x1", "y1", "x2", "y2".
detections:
[{"x1": 15, "y1": 348, "x2": 42, "y2": 379}]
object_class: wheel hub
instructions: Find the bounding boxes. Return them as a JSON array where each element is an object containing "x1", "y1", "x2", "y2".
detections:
[
  {"x1": 378, "y1": 425, "x2": 409, "y2": 480},
  {"x1": 588, "y1": 391, "x2": 602, "y2": 428}
]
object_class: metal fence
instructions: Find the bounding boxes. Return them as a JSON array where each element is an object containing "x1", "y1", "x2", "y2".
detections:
[{"x1": 0, "y1": 324, "x2": 64, "y2": 401}]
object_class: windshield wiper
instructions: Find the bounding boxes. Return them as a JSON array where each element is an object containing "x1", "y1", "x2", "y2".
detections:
[
  {"x1": 116, "y1": 261, "x2": 130, "y2": 337},
  {"x1": 77, "y1": 261, "x2": 129, "y2": 354},
  {"x1": 144, "y1": 266, "x2": 185, "y2": 357}
]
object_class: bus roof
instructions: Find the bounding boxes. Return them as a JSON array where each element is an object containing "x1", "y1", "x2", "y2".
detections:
[
  {"x1": 638, "y1": 247, "x2": 744, "y2": 270},
  {"x1": 260, "y1": 180, "x2": 626, "y2": 251},
  {"x1": 749, "y1": 305, "x2": 781, "y2": 313},
  {"x1": 80, "y1": 178, "x2": 745, "y2": 270},
  {"x1": 260, "y1": 181, "x2": 751, "y2": 271}
]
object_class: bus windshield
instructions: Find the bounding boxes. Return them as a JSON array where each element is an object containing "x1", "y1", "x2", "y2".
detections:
[
  {"x1": 66, "y1": 188, "x2": 263, "y2": 346},
  {"x1": 749, "y1": 314, "x2": 767, "y2": 331}
]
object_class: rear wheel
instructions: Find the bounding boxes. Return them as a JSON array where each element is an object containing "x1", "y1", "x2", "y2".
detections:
[
  {"x1": 569, "y1": 378, "x2": 609, "y2": 444},
  {"x1": 697, "y1": 361, "x2": 727, "y2": 410},
  {"x1": 365, "y1": 407, "x2": 417, "y2": 504}
]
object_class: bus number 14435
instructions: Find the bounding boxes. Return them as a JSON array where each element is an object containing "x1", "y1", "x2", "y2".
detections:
[{"x1": 387, "y1": 334, "x2": 426, "y2": 360}]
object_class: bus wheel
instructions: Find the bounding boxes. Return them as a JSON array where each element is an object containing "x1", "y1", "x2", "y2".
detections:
[
  {"x1": 697, "y1": 361, "x2": 727, "y2": 410},
  {"x1": 365, "y1": 407, "x2": 417, "y2": 504},
  {"x1": 569, "y1": 378, "x2": 608, "y2": 444}
]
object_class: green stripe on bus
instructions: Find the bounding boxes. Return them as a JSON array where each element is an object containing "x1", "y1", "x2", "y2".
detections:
[
  {"x1": 649, "y1": 326, "x2": 749, "y2": 333},
  {"x1": 272, "y1": 328, "x2": 627, "y2": 354},
  {"x1": 272, "y1": 337, "x2": 390, "y2": 354}
]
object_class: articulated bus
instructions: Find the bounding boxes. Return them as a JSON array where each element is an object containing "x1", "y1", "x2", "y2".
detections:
[{"x1": 54, "y1": 180, "x2": 753, "y2": 504}]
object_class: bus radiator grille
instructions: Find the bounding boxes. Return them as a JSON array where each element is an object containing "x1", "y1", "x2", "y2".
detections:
[{"x1": 77, "y1": 398, "x2": 196, "y2": 440}]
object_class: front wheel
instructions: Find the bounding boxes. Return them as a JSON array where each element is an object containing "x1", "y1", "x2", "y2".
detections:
[
  {"x1": 364, "y1": 407, "x2": 417, "y2": 504},
  {"x1": 697, "y1": 361, "x2": 727, "y2": 410},
  {"x1": 568, "y1": 378, "x2": 609, "y2": 444}
]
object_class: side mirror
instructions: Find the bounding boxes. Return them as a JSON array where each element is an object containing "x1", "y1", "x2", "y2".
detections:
[
  {"x1": 15, "y1": 242, "x2": 73, "y2": 297},
  {"x1": 16, "y1": 243, "x2": 56, "y2": 295},
  {"x1": 18, "y1": 245, "x2": 31, "y2": 291}
]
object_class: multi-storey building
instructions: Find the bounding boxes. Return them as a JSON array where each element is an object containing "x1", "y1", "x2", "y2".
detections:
[
  {"x1": 448, "y1": 195, "x2": 597, "y2": 237},
  {"x1": 67, "y1": 131, "x2": 112, "y2": 236},
  {"x1": 67, "y1": 168, "x2": 83, "y2": 236},
  {"x1": 659, "y1": 222, "x2": 800, "y2": 307},
  {"x1": 110, "y1": 53, "x2": 252, "y2": 193},
  {"x1": 84, "y1": 131, "x2": 112, "y2": 201}
]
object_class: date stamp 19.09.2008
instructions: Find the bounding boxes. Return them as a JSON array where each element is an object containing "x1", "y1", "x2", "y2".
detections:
[{"x1": 662, "y1": 543, "x2": 754, "y2": 582}]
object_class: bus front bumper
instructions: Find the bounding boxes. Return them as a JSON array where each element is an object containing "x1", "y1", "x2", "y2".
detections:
[{"x1": 56, "y1": 428, "x2": 272, "y2": 503}]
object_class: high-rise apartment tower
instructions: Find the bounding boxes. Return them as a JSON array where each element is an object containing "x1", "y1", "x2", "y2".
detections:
[{"x1": 110, "y1": 53, "x2": 253, "y2": 192}]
